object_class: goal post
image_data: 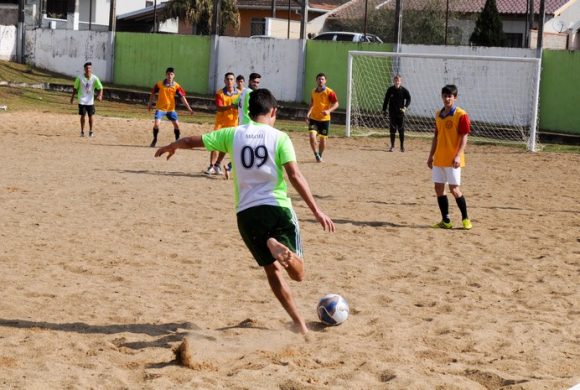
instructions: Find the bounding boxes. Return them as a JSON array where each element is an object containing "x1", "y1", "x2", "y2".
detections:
[{"x1": 346, "y1": 51, "x2": 542, "y2": 151}]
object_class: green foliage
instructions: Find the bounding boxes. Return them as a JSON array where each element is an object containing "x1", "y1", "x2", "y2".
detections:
[
  {"x1": 161, "y1": 0, "x2": 239, "y2": 35},
  {"x1": 402, "y1": 5, "x2": 445, "y2": 45},
  {"x1": 470, "y1": 0, "x2": 506, "y2": 47}
]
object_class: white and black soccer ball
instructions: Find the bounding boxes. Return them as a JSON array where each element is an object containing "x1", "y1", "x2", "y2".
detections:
[{"x1": 317, "y1": 293, "x2": 349, "y2": 325}]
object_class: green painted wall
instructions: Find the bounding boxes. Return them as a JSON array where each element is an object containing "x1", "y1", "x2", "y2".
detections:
[
  {"x1": 303, "y1": 41, "x2": 394, "y2": 107},
  {"x1": 540, "y1": 50, "x2": 580, "y2": 135},
  {"x1": 114, "y1": 33, "x2": 211, "y2": 95}
]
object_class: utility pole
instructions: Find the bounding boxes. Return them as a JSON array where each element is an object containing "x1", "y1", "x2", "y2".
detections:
[
  {"x1": 153, "y1": 0, "x2": 158, "y2": 33},
  {"x1": 17, "y1": 0, "x2": 24, "y2": 63},
  {"x1": 527, "y1": 0, "x2": 534, "y2": 47},
  {"x1": 211, "y1": 0, "x2": 222, "y2": 35},
  {"x1": 108, "y1": 0, "x2": 116, "y2": 32},
  {"x1": 363, "y1": 0, "x2": 368, "y2": 37},
  {"x1": 536, "y1": 0, "x2": 545, "y2": 55},
  {"x1": 393, "y1": 0, "x2": 403, "y2": 51},
  {"x1": 444, "y1": 0, "x2": 449, "y2": 45},
  {"x1": 287, "y1": 0, "x2": 290, "y2": 39},
  {"x1": 300, "y1": 0, "x2": 307, "y2": 39}
]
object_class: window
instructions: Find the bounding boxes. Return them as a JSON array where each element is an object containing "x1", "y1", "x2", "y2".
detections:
[
  {"x1": 312, "y1": 33, "x2": 335, "y2": 40},
  {"x1": 336, "y1": 33, "x2": 355, "y2": 41},
  {"x1": 146, "y1": 1, "x2": 154, "y2": 7},
  {"x1": 46, "y1": 0, "x2": 67, "y2": 19},
  {"x1": 250, "y1": 18, "x2": 266, "y2": 36},
  {"x1": 505, "y1": 33, "x2": 523, "y2": 48}
]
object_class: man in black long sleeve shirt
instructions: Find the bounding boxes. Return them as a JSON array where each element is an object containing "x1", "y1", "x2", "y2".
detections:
[{"x1": 382, "y1": 74, "x2": 411, "y2": 152}]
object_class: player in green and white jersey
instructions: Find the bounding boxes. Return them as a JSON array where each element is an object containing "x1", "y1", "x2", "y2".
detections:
[
  {"x1": 237, "y1": 72, "x2": 261, "y2": 125},
  {"x1": 70, "y1": 62, "x2": 103, "y2": 138},
  {"x1": 155, "y1": 89, "x2": 335, "y2": 335}
]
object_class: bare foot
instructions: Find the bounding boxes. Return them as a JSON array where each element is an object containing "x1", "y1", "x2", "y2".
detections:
[
  {"x1": 290, "y1": 321, "x2": 309, "y2": 336},
  {"x1": 267, "y1": 238, "x2": 292, "y2": 267}
]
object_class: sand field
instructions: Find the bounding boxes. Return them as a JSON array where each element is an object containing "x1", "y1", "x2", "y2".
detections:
[{"x1": 0, "y1": 111, "x2": 578, "y2": 389}]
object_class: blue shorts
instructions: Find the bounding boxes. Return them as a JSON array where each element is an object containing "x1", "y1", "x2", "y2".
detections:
[{"x1": 154, "y1": 110, "x2": 178, "y2": 121}]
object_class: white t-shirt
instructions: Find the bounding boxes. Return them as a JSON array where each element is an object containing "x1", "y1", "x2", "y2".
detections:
[
  {"x1": 74, "y1": 74, "x2": 103, "y2": 105},
  {"x1": 202, "y1": 122, "x2": 296, "y2": 213}
]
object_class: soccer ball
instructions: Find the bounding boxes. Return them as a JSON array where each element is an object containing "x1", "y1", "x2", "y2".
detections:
[{"x1": 317, "y1": 294, "x2": 349, "y2": 325}]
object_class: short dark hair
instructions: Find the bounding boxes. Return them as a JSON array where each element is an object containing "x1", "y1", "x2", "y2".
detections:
[
  {"x1": 224, "y1": 72, "x2": 235, "y2": 79},
  {"x1": 236, "y1": 75, "x2": 245, "y2": 82},
  {"x1": 249, "y1": 72, "x2": 261, "y2": 81},
  {"x1": 83, "y1": 62, "x2": 92, "y2": 68},
  {"x1": 442, "y1": 84, "x2": 458, "y2": 97},
  {"x1": 249, "y1": 89, "x2": 277, "y2": 119},
  {"x1": 166, "y1": 67, "x2": 175, "y2": 74},
  {"x1": 316, "y1": 73, "x2": 326, "y2": 79}
]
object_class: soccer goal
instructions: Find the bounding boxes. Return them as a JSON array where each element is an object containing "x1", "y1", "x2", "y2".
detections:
[{"x1": 346, "y1": 51, "x2": 542, "y2": 151}]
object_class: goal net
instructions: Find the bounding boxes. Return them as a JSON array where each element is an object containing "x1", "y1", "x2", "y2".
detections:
[{"x1": 346, "y1": 51, "x2": 542, "y2": 151}]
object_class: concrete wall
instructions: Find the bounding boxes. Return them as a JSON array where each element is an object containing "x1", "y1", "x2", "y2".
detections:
[
  {"x1": 114, "y1": 32, "x2": 211, "y2": 95},
  {"x1": 540, "y1": 50, "x2": 580, "y2": 135},
  {"x1": 214, "y1": 37, "x2": 304, "y2": 102},
  {"x1": 0, "y1": 25, "x2": 16, "y2": 61},
  {"x1": 26, "y1": 28, "x2": 114, "y2": 81}
]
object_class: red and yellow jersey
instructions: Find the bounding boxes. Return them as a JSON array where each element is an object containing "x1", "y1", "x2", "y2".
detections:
[
  {"x1": 214, "y1": 88, "x2": 240, "y2": 129},
  {"x1": 433, "y1": 106, "x2": 471, "y2": 167},
  {"x1": 152, "y1": 80, "x2": 186, "y2": 112},
  {"x1": 310, "y1": 87, "x2": 338, "y2": 121}
]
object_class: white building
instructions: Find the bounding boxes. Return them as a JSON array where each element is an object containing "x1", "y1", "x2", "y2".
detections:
[{"x1": 18, "y1": 0, "x2": 173, "y2": 32}]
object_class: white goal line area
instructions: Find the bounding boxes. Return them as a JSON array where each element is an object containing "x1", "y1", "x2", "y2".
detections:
[{"x1": 346, "y1": 51, "x2": 542, "y2": 151}]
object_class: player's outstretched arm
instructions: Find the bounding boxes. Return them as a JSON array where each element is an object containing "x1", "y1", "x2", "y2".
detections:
[
  {"x1": 180, "y1": 96, "x2": 194, "y2": 115},
  {"x1": 284, "y1": 161, "x2": 335, "y2": 232},
  {"x1": 155, "y1": 136, "x2": 205, "y2": 160}
]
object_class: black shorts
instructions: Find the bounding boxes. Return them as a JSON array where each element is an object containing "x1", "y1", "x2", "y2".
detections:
[
  {"x1": 308, "y1": 119, "x2": 330, "y2": 137},
  {"x1": 389, "y1": 114, "x2": 405, "y2": 133},
  {"x1": 237, "y1": 205, "x2": 302, "y2": 267},
  {"x1": 78, "y1": 104, "x2": 96, "y2": 116}
]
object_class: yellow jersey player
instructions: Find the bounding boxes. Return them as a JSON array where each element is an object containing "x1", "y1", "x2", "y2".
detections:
[
  {"x1": 427, "y1": 84, "x2": 473, "y2": 230},
  {"x1": 306, "y1": 73, "x2": 339, "y2": 162},
  {"x1": 147, "y1": 67, "x2": 193, "y2": 147},
  {"x1": 205, "y1": 72, "x2": 240, "y2": 175}
]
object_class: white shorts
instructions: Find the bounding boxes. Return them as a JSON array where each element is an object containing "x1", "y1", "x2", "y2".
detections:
[{"x1": 432, "y1": 166, "x2": 461, "y2": 185}]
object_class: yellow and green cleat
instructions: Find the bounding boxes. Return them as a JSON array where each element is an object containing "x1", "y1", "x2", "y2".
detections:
[
  {"x1": 462, "y1": 218, "x2": 473, "y2": 230},
  {"x1": 431, "y1": 220, "x2": 453, "y2": 229}
]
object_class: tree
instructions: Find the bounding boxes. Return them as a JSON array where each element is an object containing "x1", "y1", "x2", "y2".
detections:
[
  {"x1": 470, "y1": 0, "x2": 506, "y2": 46},
  {"x1": 402, "y1": 1, "x2": 446, "y2": 45},
  {"x1": 161, "y1": 0, "x2": 240, "y2": 35}
]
